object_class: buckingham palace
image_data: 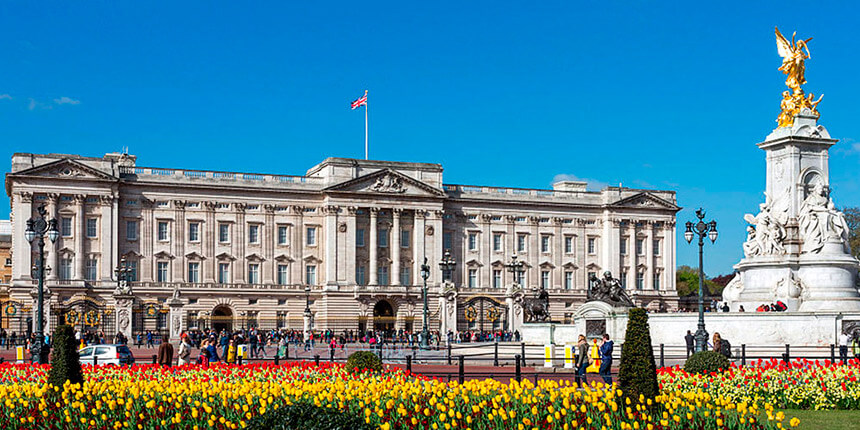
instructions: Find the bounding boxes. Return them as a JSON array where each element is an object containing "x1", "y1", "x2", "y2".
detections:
[{"x1": 4, "y1": 152, "x2": 680, "y2": 340}]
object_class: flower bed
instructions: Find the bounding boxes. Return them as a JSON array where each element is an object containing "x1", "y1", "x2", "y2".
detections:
[
  {"x1": 0, "y1": 362, "x2": 797, "y2": 429},
  {"x1": 659, "y1": 358, "x2": 860, "y2": 410}
]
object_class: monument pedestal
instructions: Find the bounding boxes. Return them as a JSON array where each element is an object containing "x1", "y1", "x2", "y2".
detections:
[
  {"x1": 167, "y1": 298, "x2": 185, "y2": 342},
  {"x1": 113, "y1": 294, "x2": 134, "y2": 343}
]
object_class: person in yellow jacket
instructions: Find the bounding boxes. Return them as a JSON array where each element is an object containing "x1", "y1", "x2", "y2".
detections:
[
  {"x1": 586, "y1": 338, "x2": 601, "y2": 374},
  {"x1": 225, "y1": 339, "x2": 237, "y2": 364}
]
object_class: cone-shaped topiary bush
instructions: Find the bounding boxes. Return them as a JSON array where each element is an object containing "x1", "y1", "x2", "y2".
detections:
[
  {"x1": 618, "y1": 307, "x2": 659, "y2": 401},
  {"x1": 47, "y1": 324, "x2": 83, "y2": 388}
]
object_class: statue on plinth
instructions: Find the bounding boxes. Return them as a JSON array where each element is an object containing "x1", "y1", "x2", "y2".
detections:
[
  {"x1": 799, "y1": 183, "x2": 850, "y2": 254},
  {"x1": 522, "y1": 287, "x2": 550, "y2": 323},
  {"x1": 742, "y1": 194, "x2": 787, "y2": 257},
  {"x1": 775, "y1": 27, "x2": 824, "y2": 127},
  {"x1": 587, "y1": 271, "x2": 634, "y2": 308}
]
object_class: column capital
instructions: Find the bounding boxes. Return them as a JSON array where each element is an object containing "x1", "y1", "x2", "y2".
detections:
[
  {"x1": 551, "y1": 217, "x2": 565, "y2": 225},
  {"x1": 204, "y1": 201, "x2": 218, "y2": 211},
  {"x1": 173, "y1": 200, "x2": 187, "y2": 210},
  {"x1": 263, "y1": 204, "x2": 277, "y2": 214},
  {"x1": 346, "y1": 206, "x2": 359, "y2": 215},
  {"x1": 99, "y1": 195, "x2": 115, "y2": 206},
  {"x1": 504, "y1": 215, "x2": 517, "y2": 224},
  {"x1": 369, "y1": 207, "x2": 380, "y2": 215},
  {"x1": 74, "y1": 194, "x2": 87, "y2": 204},
  {"x1": 289, "y1": 205, "x2": 303, "y2": 214},
  {"x1": 527, "y1": 216, "x2": 540, "y2": 225},
  {"x1": 17, "y1": 191, "x2": 34, "y2": 203},
  {"x1": 431, "y1": 210, "x2": 444, "y2": 219},
  {"x1": 414, "y1": 209, "x2": 427, "y2": 219},
  {"x1": 322, "y1": 205, "x2": 340, "y2": 215},
  {"x1": 480, "y1": 213, "x2": 493, "y2": 223},
  {"x1": 392, "y1": 208, "x2": 403, "y2": 217},
  {"x1": 46, "y1": 193, "x2": 60, "y2": 204}
]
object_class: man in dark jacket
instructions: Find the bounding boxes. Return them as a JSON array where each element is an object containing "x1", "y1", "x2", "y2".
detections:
[
  {"x1": 157, "y1": 341, "x2": 174, "y2": 366},
  {"x1": 685, "y1": 330, "x2": 695, "y2": 357},
  {"x1": 598, "y1": 334, "x2": 614, "y2": 384}
]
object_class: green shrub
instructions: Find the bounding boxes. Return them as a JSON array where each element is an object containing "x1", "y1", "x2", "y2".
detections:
[
  {"x1": 47, "y1": 324, "x2": 83, "y2": 388},
  {"x1": 618, "y1": 307, "x2": 659, "y2": 401},
  {"x1": 684, "y1": 351, "x2": 730, "y2": 374},
  {"x1": 346, "y1": 350, "x2": 383, "y2": 373},
  {"x1": 247, "y1": 401, "x2": 372, "y2": 430}
]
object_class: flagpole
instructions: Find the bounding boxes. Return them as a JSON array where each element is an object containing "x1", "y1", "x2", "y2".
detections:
[{"x1": 364, "y1": 90, "x2": 368, "y2": 160}]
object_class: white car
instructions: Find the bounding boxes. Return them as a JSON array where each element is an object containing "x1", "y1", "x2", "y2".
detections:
[{"x1": 78, "y1": 344, "x2": 135, "y2": 366}]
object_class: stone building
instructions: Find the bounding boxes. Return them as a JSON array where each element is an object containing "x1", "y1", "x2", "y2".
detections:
[{"x1": 4, "y1": 152, "x2": 679, "y2": 340}]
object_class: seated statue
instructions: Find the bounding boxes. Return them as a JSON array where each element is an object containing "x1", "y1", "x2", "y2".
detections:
[{"x1": 587, "y1": 271, "x2": 634, "y2": 308}]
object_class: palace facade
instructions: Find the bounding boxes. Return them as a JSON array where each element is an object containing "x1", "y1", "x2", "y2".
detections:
[{"x1": 4, "y1": 152, "x2": 680, "y2": 339}]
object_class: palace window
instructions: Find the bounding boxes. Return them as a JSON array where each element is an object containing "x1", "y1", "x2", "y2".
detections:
[
  {"x1": 564, "y1": 236, "x2": 573, "y2": 254},
  {"x1": 517, "y1": 234, "x2": 527, "y2": 252},
  {"x1": 400, "y1": 267, "x2": 411, "y2": 285},
  {"x1": 636, "y1": 239, "x2": 645, "y2": 256},
  {"x1": 278, "y1": 226, "x2": 288, "y2": 245},
  {"x1": 189, "y1": 222, "x2": 200, "y2": 242},
  {"x1": 621, "y1": 271, "x2": 628, "y2": 288},
  {"x1": 61, "y1": 217, "x2": 72, "y2": 237},
  {"x1": 587, "y1": 238, "x2": 596, "y2": 254},
  {"x1": 564, "y1": 271, "x2": 573, "y2": 290},
  {"x1": 468, "y1": 269, "x2": 477, "y2": 288},
  {"x1": 356, "y1": 228, "x2": 366, "y2": 247},
  {"x1": 219, "y1": 223, "x2": 230, "y2": 243},
  {"x1": 468, "y1": 232, "x2": 478, "y2": 251},
  {"x1": 218, "y1": 263, "x2": 229, "y2": 284},
  {"x1": 356, "y1": 266, "x2": 366, "y2": 286},
  {"x1": 636, "y1": 272, "x2": 645, "y2": 290},
  {"x1": 443, "y1": 232, "x2": 453, "y2": 250},
  {"x1": 493, "y1": 233, "x2": 502, "y2": 252},
  {"x1": 85, "y1": 257, "x2": 98, "y2": 281},
  {"x1": 126, "y1": 220, "x2": 138, "y2": 241},
  {"x1": 249, "y1": 225, "x2": 260, "y2": 244},
  {"x1": 541, "y1": 270, "x2": 550, "y2": 289},
  {"x1": 379, "y1": 229, "x2": 389, "y2": 248},
  {"x1": 248, "y1": 263, "x2": 260, "y2": 284},
  {"x1": 277, "y1": 264, "x2": 289, "y2": 285},
  {"x1": 654, "y1": 272, "x2": 661, "y2": 290},
  {"x1": 541, "y1": 235, "x2": 551, "y2": 253},
  {"x1": 59, "y1": 258, "x2": 72, "y2": 280},
  {"x1": 157, "y1": 222, "x2": 169, "y2": 242},
  {"x1": 157, "y1": 262, "x2": 169, "y2": 282},
  {"x1": 306, "y1": 227, "x2": 316, "y2": 246},
  {"x1": 493, "y1": 269, "x2": 502, "y2": 288},
  {"x1": 305, "y1": 265, "x2": 316, "y2": 285},
  {"x1": 86, "y1": 218, "x2": 98, "y2": 238},
  {"x1": 378, "y1": 266, "x2": 389, "y2": 285},
  {"x1": 620, "y1": 238, "x2": 627, "y2": 255},
  {"x1": 401, "y1": 229, "x2": 410, "y2": 248},
  {"x1": 653, "y1": 239, "x2": 661, "y2": 256},
  {"x1": 187, "y1": 262, "x2": 200, "y2": 283}
]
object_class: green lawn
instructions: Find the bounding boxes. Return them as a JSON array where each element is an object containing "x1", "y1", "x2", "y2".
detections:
[{"x1": 777, "y1": 409, "x2": 860, "y2": 430}]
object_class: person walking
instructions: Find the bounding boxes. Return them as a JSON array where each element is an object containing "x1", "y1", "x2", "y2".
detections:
[
  {"x1": 839, "y1": 331, "x2": 850, "y2": 363},
  {"x1": 684, "y1": 330, "x2": 695, "y2": 358},
  {"x1": 177, "y1": 334, "x2": 192, "y2": 366},
  {"x1": 575, "y1": 335, "x2": 589, "y2": 387},
  {"x1": 598, "y1": 334, "x2": 614, "y2": 384},
  {"x1": 157, "y1": 339, "x2": 174, "y2": 367},
  {"x1": 226, "y1": 339, "x2": 237, "y2": 364}
]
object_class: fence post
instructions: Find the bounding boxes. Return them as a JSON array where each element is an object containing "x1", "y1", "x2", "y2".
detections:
[
  {"x1": 521, "y1": 342, "x2": 526, "y2": 366},
  {"x1": 330, "y1": 348, "x2": 335, "y2": 363},
  {"x1": 93, "y1": 355, "x2": 98, "y2": 366},
  {"x1": 830, "y1": 344, "x2": 836, "y2": 362},
  {"x1": 783, "y1": 344, "x2": 790, "y2": 365},
  {"x1": 406, "y1": 355, "x2": 412, "y2": 374},
  {"x1": 447, "y1": 342, "x2": 452, "y2": 365},
  {"x1": 741, "y1": 344, "x2": 746, "y2": 366},
  {"x1": 458, "y1": 355, "x2": 464, "y2": 385},
  {"x1": 494, "y1": 341, "x2": 499, "y2": 367},
  {"x1": 659, "y1": 344, "x2": 665, "y2": 368},
  {"x1": 151, "y1": 354, "x2": 157, "y2": 364},
  {"x1": 274, "y1": 355, "x2": 280, "y2": 366},
  {"x1": 314, "y1": 354, "x2": 320, "y2": 366},
  {"x1": 514, "y1": 354, "x2": 522, "y2": 382}
]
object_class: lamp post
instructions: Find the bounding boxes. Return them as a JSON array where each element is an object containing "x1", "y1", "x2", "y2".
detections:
[
  {"x1": 24, "y1": 204, "x2": 60, "y2": 365},
  {"x1": 505, "y1": 254, "x2": 525, "y2": 286},
  {"x1": 420, "y1": 258, "x2": 431, "y2": 349},
  {"x1": 303, "y1": 285, "x2": 312, "y2": 342},
  {"x1": 684, "y1": 208, "x2": 718, "y2": 353}
]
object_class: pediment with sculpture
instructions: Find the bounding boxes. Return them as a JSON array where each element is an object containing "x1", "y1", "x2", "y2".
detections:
[{"x1": 324, "y1": 168, "x2": 445, "y2": 198}]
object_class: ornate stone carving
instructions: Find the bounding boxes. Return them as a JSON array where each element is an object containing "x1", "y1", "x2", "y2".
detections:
[
  {"x1": 799, "y1": 183, "x2": 850, "y2": 254},
  {"x1": 46, "y1": 193, "x2": 60, "y2": 204},
  {"x1": 204, "y1": 201, "x2": 217, "y2": 211},
  {"x1": 521, "y1": 287, "x2": 550, "y2": 322},
  {"x1": 18, "y1": 191, "x2": 34, "y2": 203},
  {"x1": 173, "y1": 200, "x2": 187, "y2": 210},
  {"x1": 74, "y1": 194, "x2": 87, "y2": 204},
  {"x1": 370, "y1": 173, "x2": 406, "y2": 193},
  {"x1": 346, "y1": 206, "x2": 358, "y2": 215},
  {"x1": 773, "y1": 272, "x2": 806, "y2": 301},
  {"x1": 338, "y1": 222, "x2": 347, "y2": 233},
  {"x1": 721, "y1": 275, "x2": 744, "y2": 303},
  {"x1": 171, "y1": 315, "x2": 181, "y2": 337},
  {"x1": 99, "y1": 195, "x2": 115, "y2": 205},
  {"x1": 117, "y1": 309, "x2": 130, "y2": 330},
  {"x1": 425, "y1": 226, "x2": 434, "y2": 236},
  {"x1": 742, "y1": 194, "x2": 787, "y2": 257},
  {"x1": 587, "y1": 271, "x2": 634, "y2": 308}
]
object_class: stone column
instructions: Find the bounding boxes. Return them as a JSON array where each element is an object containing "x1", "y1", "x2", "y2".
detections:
[
  {"x1": 553, "y1": 217, "x2": 564, "y2": 288},
  {"x1": 167, "y1": 297, "x2": 185, "y2": 342},
  {"x1": 528, "y1": 216, "x2": 540, "y2": 288},
  {"x1": 74, "y1": 194, "x2": 87, "y2": 280},
  {"x1": 344, "y1": 207, "x2": 358, "y2": 284},
  {"x1": 480, "y1": 214, "x2": 492, "y2": 287},
  {"x1": 413, "y1": 210, "x2": 426, "y2": 284},
  {"x1": 289, "y1": 206, "x2": 303, "y2": 285},
  {"x1": 430, "y1": 211, "x2": 444, "y2": 285},
  {"x1": 663, "y1": 221, "x2": 676, "y2": 292},
  {"x1": 646, "y1": 221, "x2": 654, "y2": 290},
  {"x1": 506, "y1": 296, "x2": 523, "y2": 333},
  {"x1": 173, "y1": 201, "x2": 186, "y2": 282},
  {"x1": 46, "y1": 193, "x2": 60, "y2": 281},
  {"x1": 114, "y1": 294, "x2": 135, "y2": 343},
  {"x1": 323, "y1": 205, "x2": 339, "y2": 285},
  {"x1": 141, "y1": 198, "x2": 154, "y2": 282},
  {"x1": 204, "y1": 202, "x2": 217, "y2": 283},
  {"x1": 12, "y1": 192, "x2": 33, "y2": 281},
  {"x1": 369, "y1": 208, "x2": 379, "y2": 285},
  {"x1": 263, "y1": 205, "x2": 276, "y2": 284},
  {"x1": 235, "y1": 203, "x2": 247, "y2": 283},
  {"x1": 391, "y1": 209, "x2": 401, "y2": 285},
  {"x1": 100, "y1": 195, "x2": 116, "y2": 280}
]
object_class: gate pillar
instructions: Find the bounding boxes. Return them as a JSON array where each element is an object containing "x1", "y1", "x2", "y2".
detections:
[{"x1": 113, "y1": 294, "x2": 135, "y2": 344}]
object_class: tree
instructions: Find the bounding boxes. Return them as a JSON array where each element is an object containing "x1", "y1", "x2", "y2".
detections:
[
  {"x1": 844, "y1": 206, "x2": 860, "y2": 259},
  {"x1": 618, "y1": 307, "x2": 659, "y2": 401},
  {"x1": 47, "y1": 325, "x2": 83, "y2": 388},
  {"x1": 675, "y1": 266, "x2": 721, "y2": 297}
]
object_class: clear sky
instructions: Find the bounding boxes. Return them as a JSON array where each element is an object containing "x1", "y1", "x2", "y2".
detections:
[{"x1": 2, "y1": 1, "x2": 859, "y2": 276}]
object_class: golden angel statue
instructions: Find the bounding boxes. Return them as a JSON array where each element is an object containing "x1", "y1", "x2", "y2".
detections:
[
  {"x1": 774, "y1": 27, "x2": 822, "y2": 127},
  {"x1": 775, "y1": 27, "x2": 811, "y2": 93}
]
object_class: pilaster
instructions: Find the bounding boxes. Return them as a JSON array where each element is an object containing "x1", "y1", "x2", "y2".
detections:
[
  {"x1": 173, "y1": 200, "x2": 186, "y2": 282},
  {"x1": 413, "y1": 210, "x2": 426, "y2": 285},
  {"x1": 74, "y1": 194, "x2": 86, "y2": 280},
  {"x1": 323, "y1": 205, "x2": 339, "y2": 285},
  {"x1": 369, "y1": 208, "x2": 379, "y2": 285},
  {"x1": 391, "y1": 209, "x2": 401, "y2": 285},
  {"x1": 45, "y1": 193, "x2": 60, "y2": 280}
]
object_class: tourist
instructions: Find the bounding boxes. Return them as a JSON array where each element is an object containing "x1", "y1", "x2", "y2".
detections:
[
  {"x1": 738, "y1": 305, "x2": 745, "y2": 312},
  {"x1": 598, "y1": 334, "x2": 613, "y2": 384},
  {"x1": 226, "y1": 339, "x2": 237, "y2": 364},
  {"x1": 157, "y1": 339, "x2": 174, "y2": 367},
  {"x1": 198, "y1": 339, "x2": 211, "y2": 366},
  {"x1": 712, "y1": 332, "x2": 732, "y2": 358},
  {"x1": 839, "y1": 331, "x2": 850, "y2": 363},
  {"x1": 684, "y1": 330, "x2": 694, "y2": 358},
  {"x1": 207, "y1": 337, "x2": 220, "y2": 363},
  {"x1": 852, "y1": 334, "x2": 860, "y2": 362},
  {"x1": 575, "y1": 335, "x2": 589, "y2": 386},
  {"x1": 177, "y1": 334, "x2": 192, "y2": 365}
]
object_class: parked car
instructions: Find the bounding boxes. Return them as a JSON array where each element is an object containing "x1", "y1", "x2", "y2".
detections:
[{"x1": 78, "y1": 344, "x2": 135, "y2": 366}]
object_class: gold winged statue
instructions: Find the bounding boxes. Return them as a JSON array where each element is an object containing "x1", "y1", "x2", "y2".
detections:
[{"x1": 775, "y1": 27, "x2": 823, "y2": 127}]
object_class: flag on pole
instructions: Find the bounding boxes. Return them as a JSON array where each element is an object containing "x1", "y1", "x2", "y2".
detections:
[{"x1": 351, "y1": 91, "x2": 368, "y2": 109}]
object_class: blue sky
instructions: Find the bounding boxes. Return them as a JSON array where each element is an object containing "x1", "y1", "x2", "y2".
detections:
[{"x1": 2, "y1": 1, "x2": 859, "y2": 276}]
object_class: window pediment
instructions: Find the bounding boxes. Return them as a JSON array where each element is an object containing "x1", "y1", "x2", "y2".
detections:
[{"x1": 246, "y1": 253, "x2": 266, "y2": 262}]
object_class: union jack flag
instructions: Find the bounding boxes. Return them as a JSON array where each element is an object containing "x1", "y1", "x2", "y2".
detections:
[{"x1": 351, "y1": 91, "x2": 367, "y2": 109}]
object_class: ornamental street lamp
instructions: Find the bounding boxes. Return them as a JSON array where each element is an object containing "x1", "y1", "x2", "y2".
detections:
[
  {"x1": 24, "y1": 204, "x2": 60, "y2": 365},
  {"x1": 420, "y1": 258, "x2": 431, "y2": 350},
  {"x1": 439, "y1": 249, "x2": 456, "y2": 282},
  {"x1": 684, "y1": 208, "x2": 718, "y2": 354},
  {"x1": 505, "y1": 254, "x2": 525, "y2": 286}
]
